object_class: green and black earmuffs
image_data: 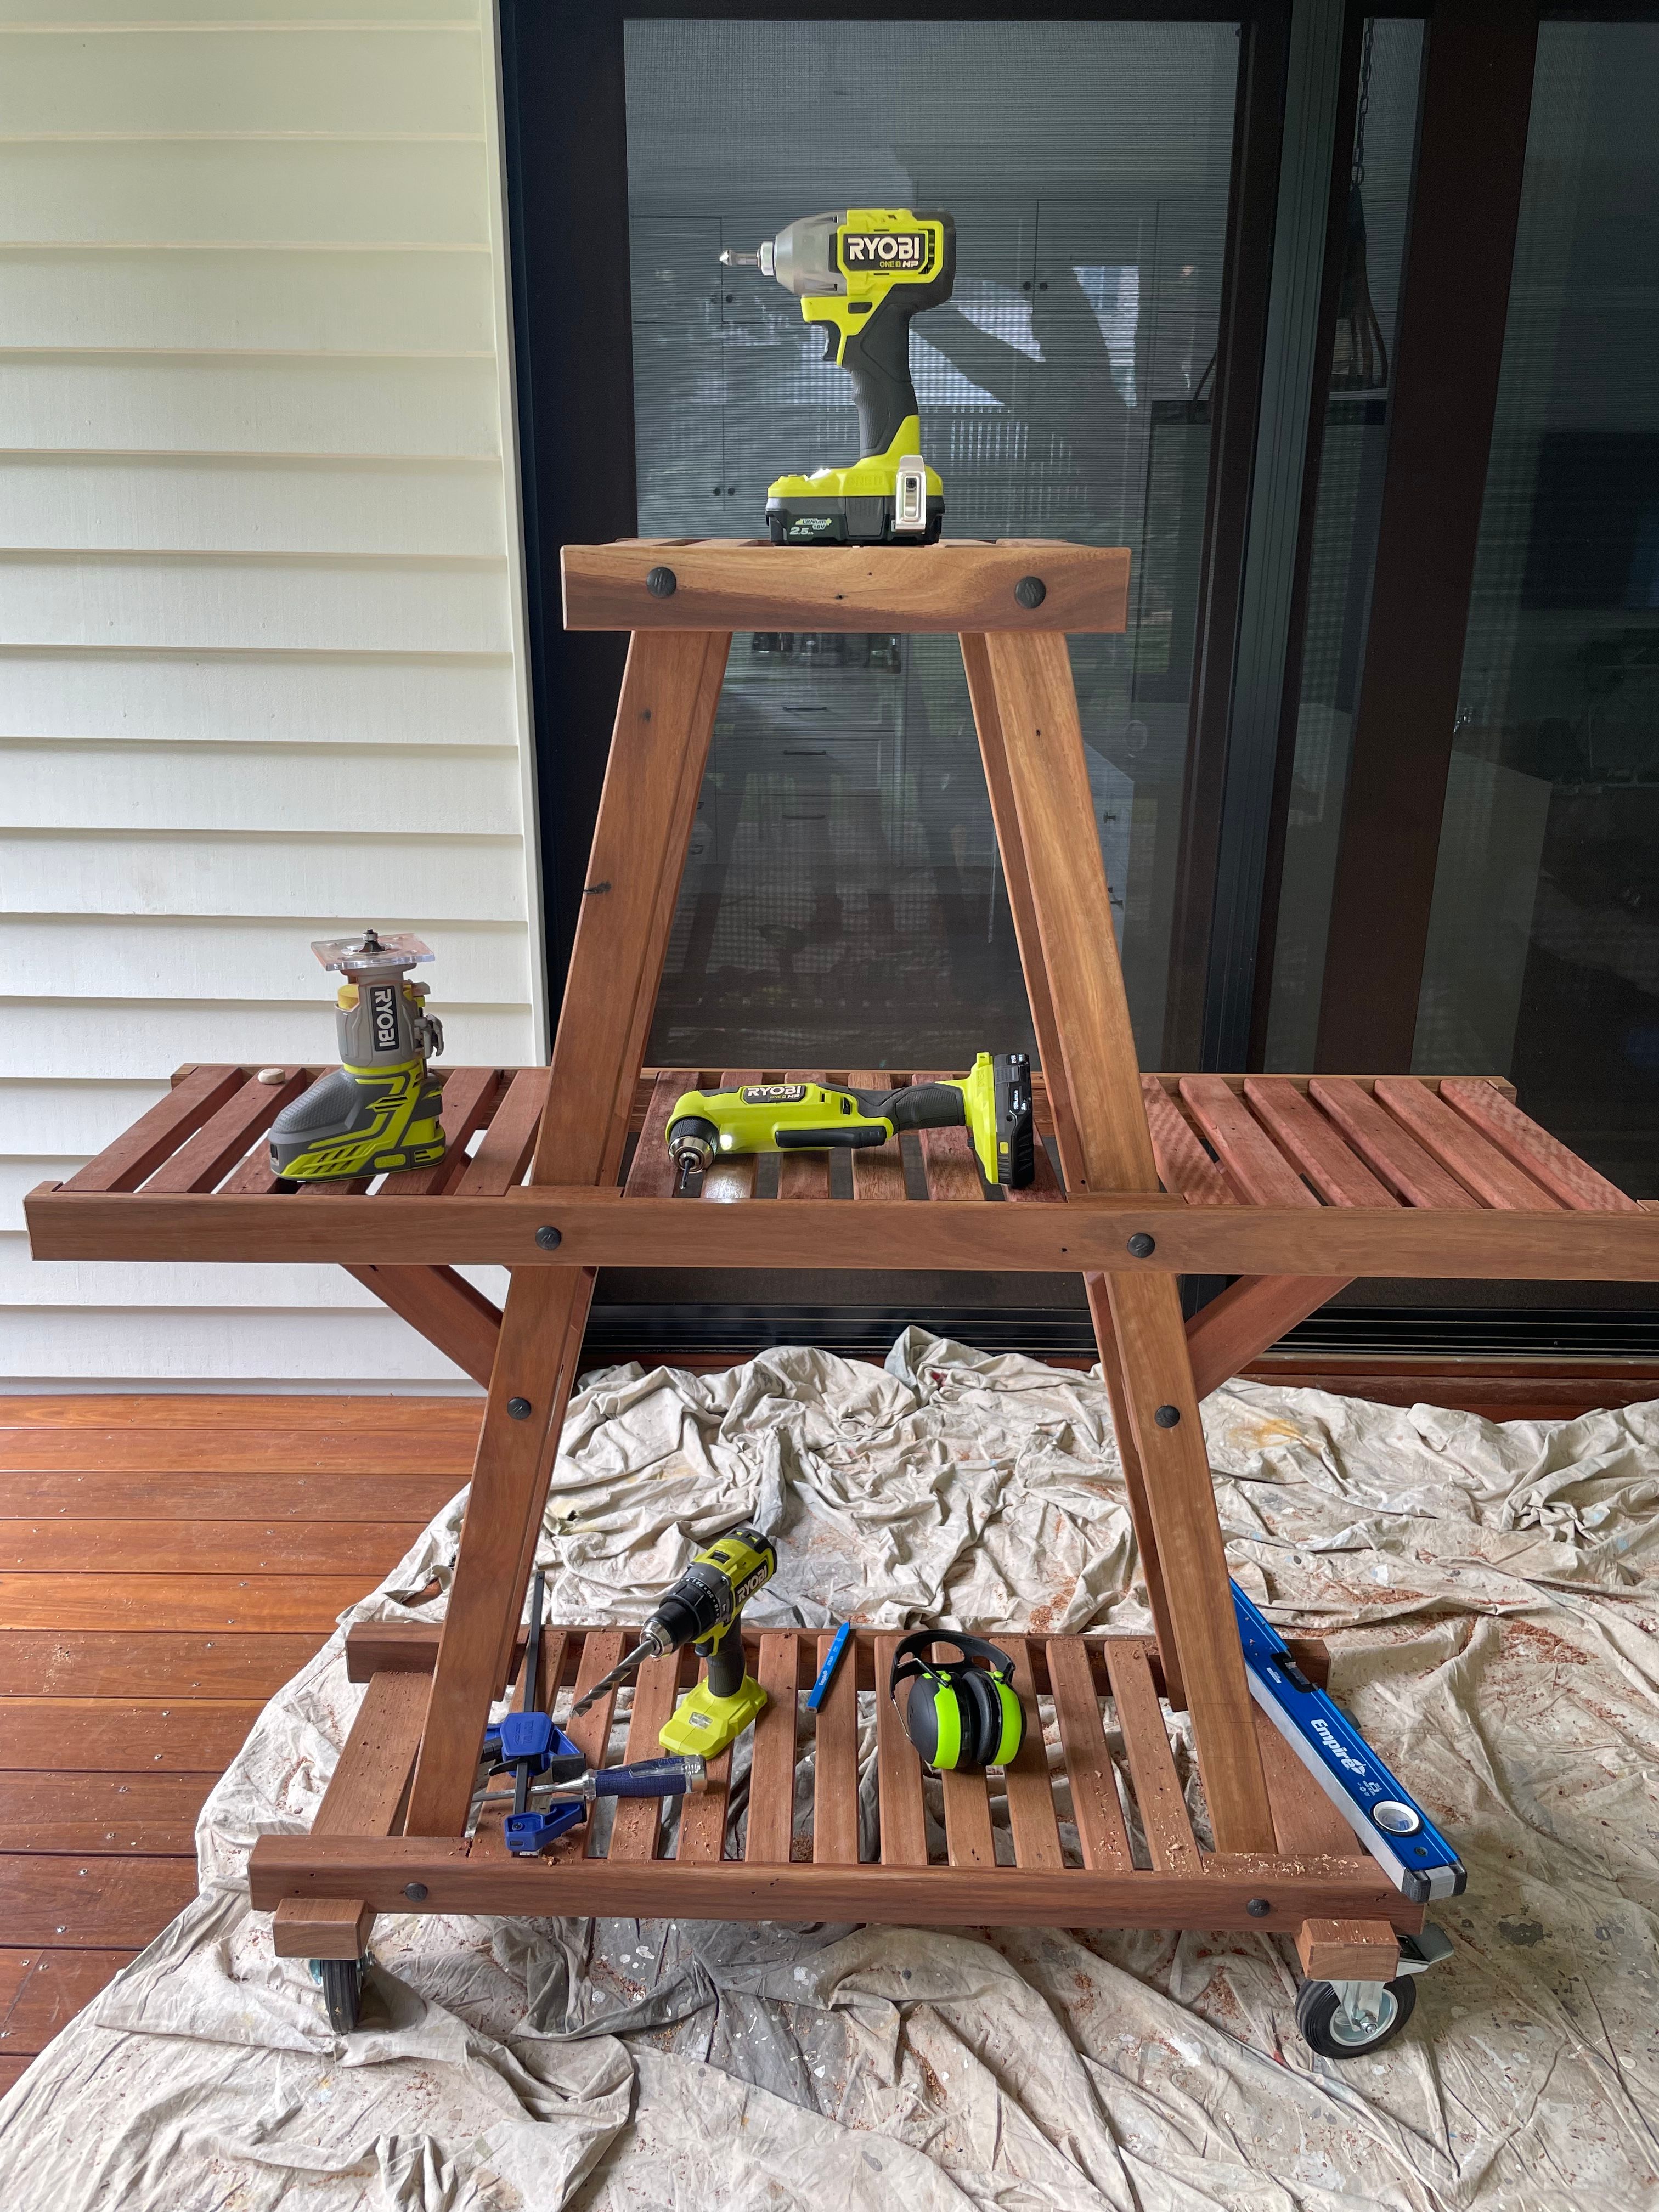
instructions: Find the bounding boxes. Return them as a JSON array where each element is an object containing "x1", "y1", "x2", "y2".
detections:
[{"x1": 888, "y1": 1631, "x2": 1024, "y2": 1771}]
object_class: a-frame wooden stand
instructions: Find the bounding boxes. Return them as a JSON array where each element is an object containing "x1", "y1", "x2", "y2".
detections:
[{"x1": 40, "y1": 540, "x2": 1659, "y2": 1984}]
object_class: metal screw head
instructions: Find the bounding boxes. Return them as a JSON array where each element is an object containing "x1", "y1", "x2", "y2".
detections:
[
  {"x1": 507, "y1": 1397, "x2": 532, "y2": 1421},
  {"x1": 1246, "y1": 1897, "x2": 1271, "y2": 1918},
  {"x1": 1153, "y1": 1404, "x2": 1181, "y2": 1429},
  {"x1": 1014, "y1": 574, "x2": 1047, "y2": 609},
  {"x1": 1126, "y1": 1232, "x2": 1156, "y2": 1259},
  {"x1": 404, "y1": 1882, "x2": 429, "y2": 1903},
  {"x1": 535, "y1": 1224, "x2": 562, "y2": 1250},
  {"x1": 646, "y1": 565, "x2": 677, "y2": 598}
]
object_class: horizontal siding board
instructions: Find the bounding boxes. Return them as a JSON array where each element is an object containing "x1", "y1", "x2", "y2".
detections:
[
  {"x1": 0, "y1": 1308, "x2": 483, "y2": 1384},
  {"x1": 0, "y1": 917, "x2": 531, "y2": 1002},
  {"x1": 0, "y1": 456, "x2": 507, "y2": 558},
  {"x1": 0, "y1": 1082, "x2": 167, "y2": 1155},
  {"x1": 0, "y1": 652, "x2": 516, "y2": 745},
  {"x1": 2, "y1": 741, "x2": 522, "y2": 832},
  {"x1": 0, "y1": 355, "x2": 503, "y2": 458},
  {"x1": 0, "y1": 27, "x2": 484, "y2": 138},
  {"x1": 0, "y1": 3, "x2": 538, "y2": 1385},
  {"x1": 0, "y1": 141, "x2": 490, "y2": 248},
  {"x1": 1, "y1": 1244, "x2": 510, "y2": 1314},
  {"x1": 0, "y1": 246, "x2": 494, "y2": 355},
  {"x1": 0, "y1": 998, "x2": 531, "y2": 1079},
  {"x1": 0, "y1": 833, "x2": 528, "y2": 918}
]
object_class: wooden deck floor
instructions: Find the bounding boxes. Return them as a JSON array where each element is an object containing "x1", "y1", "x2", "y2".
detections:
[
  {"x1": 3, "y1": 1356, "x2": 1654, "y2": 2094},
  {"x1": 0, "y1": 1392, "x2": 479, "y2": 2096}
]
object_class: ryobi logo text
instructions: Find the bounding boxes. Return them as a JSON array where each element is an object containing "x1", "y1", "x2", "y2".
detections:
[
  {"x1": 843, "y1": 230, "x2": 932, "y2": 274},
  {"x1": 368, "y1": 983, "x2": 399, "y2": 1054}
]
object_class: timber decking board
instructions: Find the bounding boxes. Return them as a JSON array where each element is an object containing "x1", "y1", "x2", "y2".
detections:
[{"x1": 0, "y1": 1395, "x2": 453, "y2": 2094}]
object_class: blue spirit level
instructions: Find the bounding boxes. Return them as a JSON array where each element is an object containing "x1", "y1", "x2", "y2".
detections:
[{"x1": 1232, "y1": 1582, "x2": 1466, "y2": 1904}]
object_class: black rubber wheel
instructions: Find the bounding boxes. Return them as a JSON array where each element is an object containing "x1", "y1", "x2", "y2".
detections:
[
  {"x1": 1295, "y1": 1973, "x2": 1415, "y2": 2058},
  {"x1": 318, "y1": 1956, "x2": 364, "y2": 2035}
]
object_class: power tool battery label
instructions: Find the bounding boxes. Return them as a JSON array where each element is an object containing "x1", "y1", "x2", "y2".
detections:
[
  {"x1": 842, "y1": 230, "x2": 933, "y2": 274},
  {"x1": 368, "y1": 984, "x2": 399, "y2": 1053}
]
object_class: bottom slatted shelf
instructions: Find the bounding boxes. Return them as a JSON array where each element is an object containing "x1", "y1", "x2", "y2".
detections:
[{"x1": 252, "y1": 1623, "x2": 1425, "y2": 1941}]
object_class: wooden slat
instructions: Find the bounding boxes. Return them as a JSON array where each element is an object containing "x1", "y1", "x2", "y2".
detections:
[
  {"x1": 409, "y1": 628, "x2": 731, "y2": 1838},
  {"x1": 874, "y1": 1633, "x2": 929, "y2": 1866},
  {"x1": 743, "y1": 1633, "x2": 801, "y2": 1865},
  {"x1": 1252, "y1": 1710, "x2": 1364, "y2": 1859},
  {"x1": 143, "y1": 1070, "x2": 309, "y2": 1194},
  {"x1": 811, "y1": 1627, "x2": 861, "y2": 1865},
  {"x1": 59, "y1": 1064, "x2": 245, "y2": 1194},
  {"x1": 313, "y1": 1672, "x2": 430, "y2": 1838},
  {"x1": 0, "y1": 1472, "x2": 462, "y2": 1525},
  {"x1": 1180, "y1": 1077, "x2": 1317, "y2": 1207},
  {"x1": 41, "y1": 1186, "x2": 1659, "y2": 1278},
  {"x1": 560, "y1": 1631, "x2": 624, "y2": 1780},
  {"x1": 381, "y1": 1066, "x2": 504, "y2": 1200},
  {"x1": 0, "y1": 1698, "x2": 261, "y2": 1773},
  {"x1": 0, "y1": 1577, "x2": 375, "y2": 1634},
  {"x1": 1242, "y1": 1080, "x2": 1396, "y2": 1207},
  {"x1": 777, "y1": 1150, "x2": 832, "y2": 1200},
  {"x1": 0, "y1": 1396, "x2": 483, "y2": 1435},
  {"x1": 0, "y1": 1631, "x2": 324, "y2": 1700},
  {"x1": 1374, "y1": 1077, "x2": 1561, "y2": 1210},
  {"x1": 673, "y1": 1664, "x2": 733, "y2": 1864},
  {"x1": 1440, "y1": 1079, "x2": 1639, "y2": 1212},
  {"x1": 0, "y1": 1949, "x2": 136, "y2": 2056},
  {"x1": 624, "y1": 1072, "x2": 695, "y2": 1198},
  {"x1": 933, "y1": 1641, "x2": 997, "y2": 1869},
  {"x1": 1308, "y1": 1077, "x2": 1479, "y2": 1209},
  {"x1": 849, "y1": 1072, "x2": 910, "y2": 1200},
  {"x1": 1046, "y1": 1637, "x2": 1132, "y2": 1872},
  {"x1": 0, "y1": 1774, "x2": 213, "y2": 1855},
  {"x1": 914, "y1": 1074, "x2": 985, "y2": 1201},
  {"x1": 0, "y1": 1520, "x2": 423, "y2": 1577},
  {"x1": 453, "y1": 1070, "x2": 550, "y2": 1197},
  {"x1": 606, "y1": 1654, "x2": 682, "y2": 1863},
  {"x1": 1103, "y1": 1641, "x2": 1197, "y2": 1873},
  {"x1": 0, "y1": 1858, "x2": 198, "y2": 1949},
  {"x1": 699, "y1": 1070, "x2": 761, "y2": 1204},
  {"x1": 1000, "y1": 1636, "x2": 1063, "y2": 1870},
  {"x1": 0, "y1": 1430, "x2": 475, "y2": 1476},
  {"x1": 1141, "y1": 1078, "x2": 1237, "y2": 1204},
  {"x1": 253, "y1": 1832, "x2": 1421, "y2": 1932},
  {"x1": 563, "y1": 540, "x2": 1131, "y2": 636}
]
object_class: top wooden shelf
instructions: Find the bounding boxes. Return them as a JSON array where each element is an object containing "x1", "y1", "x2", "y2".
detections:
[{"x1": 560, "y1": 538, "x2": 1131, "y2": 634}]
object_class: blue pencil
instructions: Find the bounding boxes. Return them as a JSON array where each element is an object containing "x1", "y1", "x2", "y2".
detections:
[{"x1": 806, "y1": 1622, "x2": 854, "y2": 1711}]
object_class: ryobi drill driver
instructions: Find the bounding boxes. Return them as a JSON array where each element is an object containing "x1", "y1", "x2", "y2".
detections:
[
  {"x1": 722, "y1": 208, "x2": 956, "y2": 544},
  {"x1": 269, "y1": 929, "x2": 446, "y2": 1183},
  {"x1": 665, "y1": 1053, "x2": 1034, "y2": 1191},
  {"x1": 569, "y1": 1525, "x2": 777, "y2": 1759}
]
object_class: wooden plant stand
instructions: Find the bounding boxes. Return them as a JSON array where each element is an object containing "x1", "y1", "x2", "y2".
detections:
[{"x1": 28, "y1": 539, "x2": 1657, "y2": 2007}]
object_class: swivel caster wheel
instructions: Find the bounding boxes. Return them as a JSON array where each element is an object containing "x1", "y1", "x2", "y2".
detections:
[
  {"x1": 1295, "y1": 1972, "x2": 1415, "y2": 2058},
  {"x1": 310, "y1": 1955, "x2": 365, "y2": 2035}
]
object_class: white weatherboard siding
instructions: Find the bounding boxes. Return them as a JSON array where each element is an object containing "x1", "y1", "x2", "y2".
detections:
[{"x1": 0, "y1": 0, "x2": 541, "y2": 1389}]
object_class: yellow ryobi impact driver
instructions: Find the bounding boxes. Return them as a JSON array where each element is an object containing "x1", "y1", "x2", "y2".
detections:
[
  {"x1": 568, "y1": 1525, "x2": 777, "y2": 1759},
  {"x1": 721, "y1": 207, "x2": 955, "y2": 544},
  {"x1": 665, "y1": 1053, "x2": 1034, "y2": 1192},
  {"x1": 269, "y1": 929, "x2": 446, "y2": 1183}
]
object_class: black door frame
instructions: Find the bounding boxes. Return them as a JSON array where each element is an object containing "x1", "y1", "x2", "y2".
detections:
[{"x1": 499, "y1": 0, "x2": 1299, "y2": 1037}]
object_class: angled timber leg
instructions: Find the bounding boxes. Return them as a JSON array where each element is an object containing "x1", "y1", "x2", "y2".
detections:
[
  {"x1": 961, "y1": 631, "x2": 1183, "y2": 1706},
  {"x1": 968, "y1": 624, "x2": 1274, "y2": 1854},
  {"x1": 404, "y1": 628, "x2": 732, "y2": 1838}
]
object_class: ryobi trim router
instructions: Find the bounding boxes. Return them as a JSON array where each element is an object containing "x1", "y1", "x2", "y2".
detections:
[
  {"x1": 665, "y1": 1053, "x2": 1034, "y2": 1192},
  {"x1": 1233, "y1": 1581, "x2": 1466, "y2": 1902},
  {"x1": 269, "y1": 929, "x2": 446, "y2": 1183},
  {"x1": 721, "y1": 207, "x2": 956, "y2": 544}
]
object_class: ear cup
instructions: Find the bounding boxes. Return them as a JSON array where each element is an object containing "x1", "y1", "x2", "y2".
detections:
[
  {"x1": 905, "y1": 1676, "x2": 960, "y2": 1769},
  {"x1": 956, "y1": 1661, "x2": 1006, "y2": 1767}
]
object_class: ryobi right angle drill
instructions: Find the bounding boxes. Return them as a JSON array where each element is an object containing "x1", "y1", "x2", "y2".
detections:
[
  {"x1": 665, "y1": 1053, "x2": 1034, "y2": 1191},
  {"x1": 721, "y1": 207, "x2": 956, "y2": 544}
]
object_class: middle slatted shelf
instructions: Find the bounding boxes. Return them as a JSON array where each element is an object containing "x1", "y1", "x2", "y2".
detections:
[{"x1": 462, "y1": 1627, "x2": 1217, "y2": 1876}]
